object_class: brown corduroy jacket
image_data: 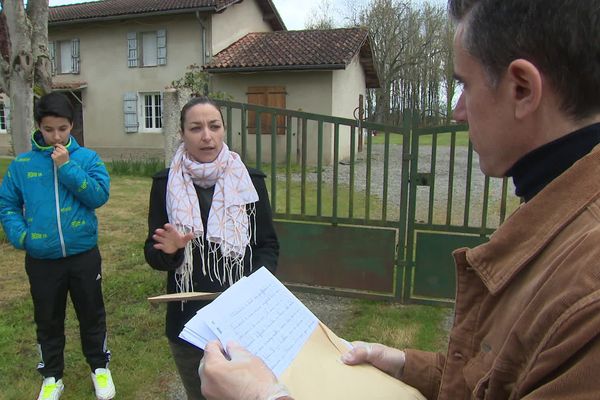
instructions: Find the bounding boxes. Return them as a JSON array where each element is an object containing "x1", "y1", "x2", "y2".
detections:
[{"x1": 402, "y1": 144, "x2": 600, "y2": 400}]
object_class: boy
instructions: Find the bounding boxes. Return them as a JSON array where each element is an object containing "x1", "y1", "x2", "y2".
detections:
[{"x1": 0, "y1": 92, "x2": 115, "y2": 400}]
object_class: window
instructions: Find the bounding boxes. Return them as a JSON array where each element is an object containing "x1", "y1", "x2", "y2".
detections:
[
  {"x1": 127, "y1": 30, "x2": 167, "y2": 68},
  {"x1": 49, "y1": 39, "x2": 80, "y2": 75},
  {"x1": 0, "y1": 98, "x2": 9, "y2": 133},
  {"x1": 122, "y1": 92, "x2": 162, "y2": 133},
  {"x1": 247, "y1": 86, "x2": 287, "y2": 135},
  {"x1": 142, "y1": 93, "x2": 162, "y2": 131}
]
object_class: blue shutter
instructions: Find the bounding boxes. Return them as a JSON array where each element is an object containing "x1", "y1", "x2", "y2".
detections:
[
  {"x1": 123, "y1": 92, "x2": 138, "y2": 133},
  {"x1": 157, "y1": 29, "x2": 167, "y2": 65},
  {"x1": 127, "y1": 32, "x2": 138, "y2": 68},
  {"x1": 71, "y1": 38, "x2": 80, "y2": 74},
  {"x1": 48, "y1": 41, "x2": 56, "y2": 75}
]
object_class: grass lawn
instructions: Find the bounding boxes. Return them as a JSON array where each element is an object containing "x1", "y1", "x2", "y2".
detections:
[
  {"x1": 0, "y1": 166, "x2": 450, "y2": 399},
  {"x1": 371, "y1": 131, "x2": 470, "y2": 147}
]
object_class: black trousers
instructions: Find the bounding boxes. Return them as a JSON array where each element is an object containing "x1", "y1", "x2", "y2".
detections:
[
  {"x1": 25, "y1": 246, "x2": 110, "y2": 380},
  {"x1": 169, "y1": 339, "x2": 206, "y2": 400}
]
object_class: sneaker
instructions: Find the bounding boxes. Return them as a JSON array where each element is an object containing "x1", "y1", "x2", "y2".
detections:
[
  {"x1": 37, "y1": 377, "x2": 64, "y2": 400},
  {"x1": 91, "y1": 368, "x2": 115, "y2": 400}
]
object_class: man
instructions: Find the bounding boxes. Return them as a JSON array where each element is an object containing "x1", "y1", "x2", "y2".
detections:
[{"x1": 198, "y1": 0, "x2": 600, "y2": 398}]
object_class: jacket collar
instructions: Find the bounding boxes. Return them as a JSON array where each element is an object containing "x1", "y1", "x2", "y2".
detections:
[
  {"x1": 31, "y1": 130, "x2": 77, "y2": 154},
  {"x1": 465, "y1": 143, "x2": 600, "y2": 295}
]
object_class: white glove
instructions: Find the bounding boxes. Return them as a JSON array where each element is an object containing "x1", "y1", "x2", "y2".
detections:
[
  {"x1": 341, "y1": 341, "x2": 406, "y2": 379},
  {"x1": 199, "y1": 340, "x2": 292, "y2": 400}
]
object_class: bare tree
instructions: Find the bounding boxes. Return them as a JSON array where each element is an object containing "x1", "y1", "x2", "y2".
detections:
[
  {"x1": 305, "y1": 0, "x2": 338, "y2": 30},
  {"x1": 1, "y1": 0, "x2": 52, "y2": 155},
  {"x1": 347, "y1": 0, "x2": 451, "y2": 126}
]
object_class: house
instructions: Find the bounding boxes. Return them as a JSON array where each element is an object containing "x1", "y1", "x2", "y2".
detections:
[
  {"x1": 205, "y1": 28, "x2": 380, "y2": 165},
  {"x1": 0, "y1": 0, "x2": 379, "y2": 165}
]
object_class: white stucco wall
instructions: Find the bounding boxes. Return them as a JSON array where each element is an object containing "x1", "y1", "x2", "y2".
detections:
[
  {"x1": 50, "y1": 14, "x2": 206, "y2": 160},
  {"x1": 211, "y1": 0, "x2": 273, "y2": 54},
  {"x1": 211, "y1": 70, "x2": 335, "y2": 165},
  {"x1": 332, "y1": 54, "x2": 368, "y2": 162}
]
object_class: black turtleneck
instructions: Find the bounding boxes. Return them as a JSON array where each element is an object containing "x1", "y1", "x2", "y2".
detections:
[{"x1": 506, "y1": 123, "x2": 600, "y2": 202}]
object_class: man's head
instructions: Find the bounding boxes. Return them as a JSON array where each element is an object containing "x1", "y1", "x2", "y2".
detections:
[
  {"x1": 34, "y1": 92, "x2": 74, "y2": 146},
  {"x1": 449, "y1": 0, "x2": 600, "y2": 176}
]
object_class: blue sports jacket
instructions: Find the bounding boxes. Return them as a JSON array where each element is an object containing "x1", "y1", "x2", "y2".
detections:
[{"x1": 0, "y1": 132, "x2": 110, "y2": 259}]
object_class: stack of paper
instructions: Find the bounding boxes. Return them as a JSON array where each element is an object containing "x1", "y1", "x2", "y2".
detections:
[
  {"x1": 180, "y1": 267, "x2": 318, "y2": 376},
  {"x1": 179, "y1": 267, "x2": 425, "y2": 400}
]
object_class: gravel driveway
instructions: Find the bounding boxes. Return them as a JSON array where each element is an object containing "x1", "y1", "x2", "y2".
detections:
[{"x1": 285, "y1": 143, "x2": 518, "y2": 228}]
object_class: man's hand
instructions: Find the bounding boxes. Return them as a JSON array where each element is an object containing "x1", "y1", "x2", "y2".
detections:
[
  {"x1": 342, "y1": 341, "x2": 406, "y2": 379},
  {"x1": 152, "y1": 223, "x2": 195, "y2": 254},
  {"x1": 51, "y1": 144, "x2": 70, "y2": 167},
  {"x1": 199, "y1": 341, "x2": 291, "y2": 400}
]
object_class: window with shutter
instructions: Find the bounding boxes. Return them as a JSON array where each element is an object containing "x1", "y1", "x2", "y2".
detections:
[
  {"x1": 127, "y1": 32, "x2": 138, "y2": 68},
  {"x1": 0, "y1": 102, "x2": 7, "y2": 133},
  {"x1": 48, "y1": 42, "x2": 56, "y2": 75},
  {"x1": 123, "y1": 92, "x2": 138, "y2": 133},
  {"x1": 71, "y1": 38, "x2": 80, "y2": 74},
  {"x1": 128, "y1": 30, "x2": 167, "y2": 68},
  {"x1": 247, "y1": 86, "x2": 287, "y2": 135},
  {"x1": 59, "y1": 40, "x2": 73, "y2": 73},
  {"x1": 157, "y1": 29, "x2": 167, "y2": 65}
]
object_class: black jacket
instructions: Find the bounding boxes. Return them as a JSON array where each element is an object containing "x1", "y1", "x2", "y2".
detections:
[{"x1": 144, "y1": 167, "x2": 279, "y2": 341}]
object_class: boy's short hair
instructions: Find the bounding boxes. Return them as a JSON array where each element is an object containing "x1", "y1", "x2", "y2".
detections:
[{"x1": 34, "y1": 92, "x2": 74, "y2": 125}]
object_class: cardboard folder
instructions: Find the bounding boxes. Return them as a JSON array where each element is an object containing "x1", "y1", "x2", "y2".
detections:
[{"x1": 279, "y1": 321, "x2": 426, "y2": 400}]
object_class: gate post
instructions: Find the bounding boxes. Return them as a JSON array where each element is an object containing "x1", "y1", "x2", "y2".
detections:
[{"x1": 395, "y1": 108, "x2": 413, "y2": 303}]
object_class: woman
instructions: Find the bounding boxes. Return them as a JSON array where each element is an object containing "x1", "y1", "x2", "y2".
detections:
[{"x1": 144, "y1": 96, "x2": 279, "y2": 399}]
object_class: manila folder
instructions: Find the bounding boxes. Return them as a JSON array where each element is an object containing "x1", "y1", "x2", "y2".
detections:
[{"x1": 280, "y1": 322, "x2": 426, "y2": 400}]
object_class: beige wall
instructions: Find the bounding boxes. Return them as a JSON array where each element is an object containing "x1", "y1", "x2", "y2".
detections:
[
  {"x1": 332, "y1": 54, "x2": 367, "y2": 162},
  {"x1": 50, "y1": 13, "x2": 207, "y2": 160},
  {"x1": 211, "y1": 70, "x2": 334, "y2": 165},
  {"x1": 212, "y1": 0, "x2": 273, "y2": 54}
]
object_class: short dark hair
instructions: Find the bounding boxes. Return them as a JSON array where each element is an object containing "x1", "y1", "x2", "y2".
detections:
[
  {"x1": 180, "y1": 96, "x2": 225, "y2": 132},
  {"x1": 34, "y1": 92, "x2": 74, "y2": 125},
  {"x1": 448, "y1": 0, "x2": 600, "y2": 120}
]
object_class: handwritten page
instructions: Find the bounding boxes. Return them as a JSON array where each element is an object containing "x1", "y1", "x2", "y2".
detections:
[{"x1": 179, "y1": 267, "x2": 318, "y2": 377}]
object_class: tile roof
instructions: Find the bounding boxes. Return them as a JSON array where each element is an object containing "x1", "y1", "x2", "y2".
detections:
[
  {"x1": 49, "y1": 0, "x2": 285, "y2": 30},
  {"x1": 204, "y1": 28, "x2": 380, "y2": 88}
]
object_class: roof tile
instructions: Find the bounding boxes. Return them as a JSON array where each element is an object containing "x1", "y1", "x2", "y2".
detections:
[
  {"x1": 204, "y1": 28, "x2": 380, "y2": 87},
  {"x1": 49, "y1": 0, "x2": 235, "y2": 23}
]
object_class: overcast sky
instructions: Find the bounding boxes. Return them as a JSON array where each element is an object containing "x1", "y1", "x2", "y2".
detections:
[{"x1": 48, "y1": 0, "x2": 448, "y2": 31}]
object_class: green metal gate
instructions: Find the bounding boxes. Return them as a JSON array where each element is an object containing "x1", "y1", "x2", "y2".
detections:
[{"x1": 215, "y1": 100, "x2": 519, "y2": 305}]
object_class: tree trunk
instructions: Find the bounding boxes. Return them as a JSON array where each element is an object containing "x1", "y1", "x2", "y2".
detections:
[
  {"x1": 9, "y1": 70, "x2": 34, "y2": 154},
  {"x1": 1, "y1": 0, "x2": 51, "y2": 155}
]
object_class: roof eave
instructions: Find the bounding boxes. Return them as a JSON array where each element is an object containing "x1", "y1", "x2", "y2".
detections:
[
  {"x1": 204, "y1": 64, "x2": 347, "y2": 73},
  {"x1": 49, "y1": 7, "x2": 214, "y2": 26}
]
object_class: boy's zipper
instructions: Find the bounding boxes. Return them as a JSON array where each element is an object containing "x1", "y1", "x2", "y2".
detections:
[{"x1": 54, "y1": 163, "x2": 66, "y2": 257}]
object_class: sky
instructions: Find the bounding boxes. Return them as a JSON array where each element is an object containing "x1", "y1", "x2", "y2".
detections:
[{"x1": 48, "y1": 0, "x2": 447, "y2": 31}]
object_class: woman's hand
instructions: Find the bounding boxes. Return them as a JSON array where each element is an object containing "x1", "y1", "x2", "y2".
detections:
[{"x1": 152, "y1": 223, "x2": 195, "y2": 254}]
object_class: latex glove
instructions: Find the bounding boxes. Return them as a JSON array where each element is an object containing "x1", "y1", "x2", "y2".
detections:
[
  {"x1": 341, "y1": 341, "x2": 406, "y2": 379},
  {"x1": 152, "y1": 223, "x2": 195, "y2": 254},
  {"x1": 199, "y1": 341, "x2": 292, "y2": 400}
]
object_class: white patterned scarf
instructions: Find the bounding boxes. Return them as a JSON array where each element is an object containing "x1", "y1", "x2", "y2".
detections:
[{"x1": 166, "y1": 142, "x2": 258, "y2": 292}]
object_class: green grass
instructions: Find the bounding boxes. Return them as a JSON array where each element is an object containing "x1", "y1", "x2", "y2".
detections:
[
  {"x1": 339, "y1": 301, "x2": 450, "y2": 352},
  {"x1": 106, "y1": 158, "x2": 165, "y2": 177},
  {"x1": 371, "y1": 131, "x2": 470, "y2": 147},
  {"x1": 0, "y1": 172, "x2": 451, "y2": 399}
]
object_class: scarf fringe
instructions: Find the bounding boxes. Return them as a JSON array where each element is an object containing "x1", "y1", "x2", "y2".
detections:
[{"x1": 175, "y1": 203, "x2": 258, "y2": 291}]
